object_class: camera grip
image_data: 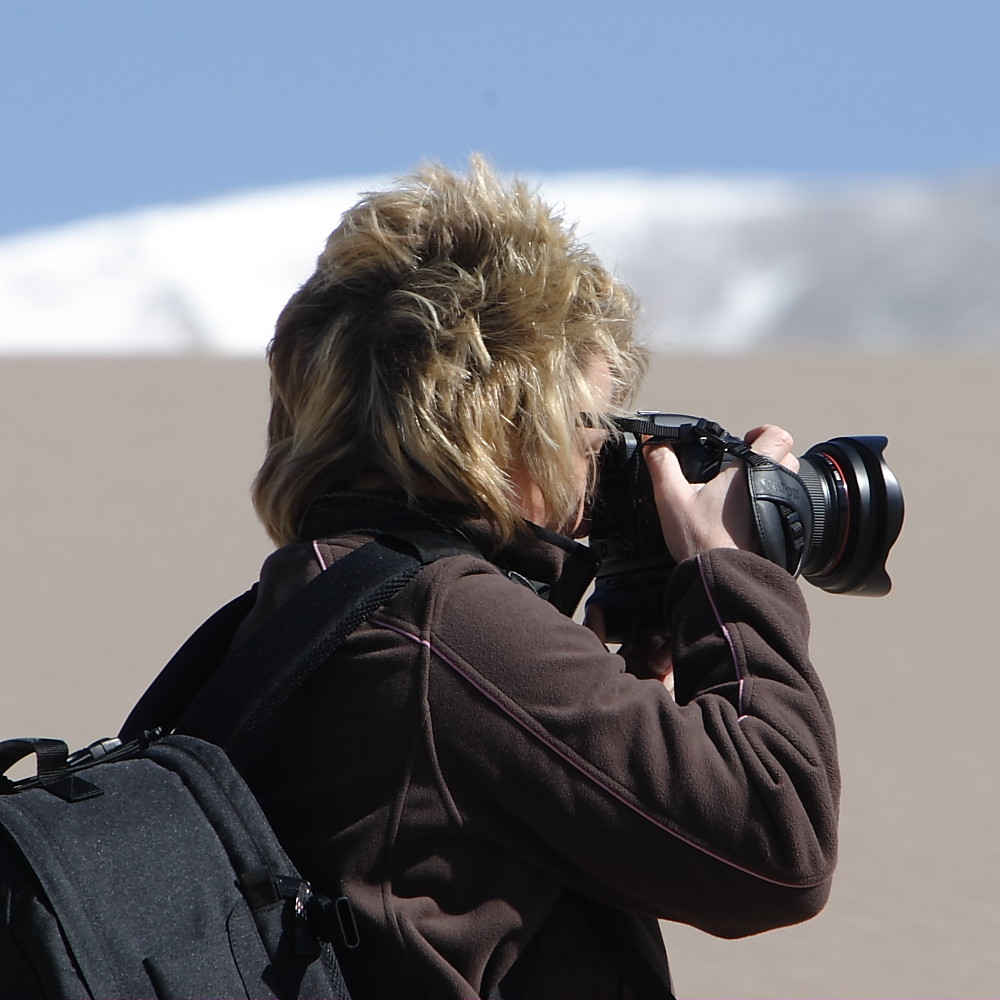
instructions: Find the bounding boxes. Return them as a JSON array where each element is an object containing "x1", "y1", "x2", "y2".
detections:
[{"x1": 742, "y1": 455, "x2": 811, "y2": 577}]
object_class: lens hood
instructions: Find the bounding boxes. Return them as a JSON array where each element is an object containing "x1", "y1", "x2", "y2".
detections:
[{"x1": 799, "y1": 436, "x2": 904, "y2": 596}]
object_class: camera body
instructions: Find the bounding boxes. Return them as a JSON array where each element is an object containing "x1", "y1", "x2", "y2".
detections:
[{"x1": 587, "y1": 413, "x2": 904, "y2": 643}]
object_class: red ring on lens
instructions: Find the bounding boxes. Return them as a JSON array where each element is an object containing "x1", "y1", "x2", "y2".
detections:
[{"x1": 817, "y1": 450, "x2": 851, "y2": 575}]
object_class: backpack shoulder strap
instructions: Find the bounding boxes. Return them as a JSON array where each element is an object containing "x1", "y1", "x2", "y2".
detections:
[
  {"x1": 121, "y1": 524, "x2": 478, "y2": 747},
  {"x1": 119, "y1": 588, "x2": 258, "y2": 743}
]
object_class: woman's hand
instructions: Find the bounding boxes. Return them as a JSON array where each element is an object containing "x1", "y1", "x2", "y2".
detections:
[
  {"x1": 644, "y1": 424, "x2": 799, "y2": 564},
  {"x1": 584, "y1": 604, "x2": 675, "y2": 691}
]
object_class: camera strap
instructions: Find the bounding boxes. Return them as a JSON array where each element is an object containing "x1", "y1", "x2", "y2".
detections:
[{"x1": 728, "y1": 441, "x2": 812, "y2": 577}]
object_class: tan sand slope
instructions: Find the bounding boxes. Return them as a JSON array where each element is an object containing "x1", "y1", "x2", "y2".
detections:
[{"x1": 0, "y1": 354, "x2": 996, "y2": 999}]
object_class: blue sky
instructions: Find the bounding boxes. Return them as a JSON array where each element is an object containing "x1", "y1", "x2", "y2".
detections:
[{"x1": 2, "y1": 0, "x2": 999, "y2": 237}]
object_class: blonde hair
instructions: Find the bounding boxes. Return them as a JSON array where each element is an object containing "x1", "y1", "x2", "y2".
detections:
[{"x1": 253, "y1": 157, "x2": 646, "y2": 546}]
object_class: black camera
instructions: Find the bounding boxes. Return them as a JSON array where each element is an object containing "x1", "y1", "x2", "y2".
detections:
[{"x1": 587, "y1": 413, "x2": 904, "y2": 643}]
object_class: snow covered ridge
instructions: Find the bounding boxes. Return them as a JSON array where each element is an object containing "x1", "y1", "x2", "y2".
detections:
[{"x1": 1, "y1": 171, "x2": 998, "y2": 355}]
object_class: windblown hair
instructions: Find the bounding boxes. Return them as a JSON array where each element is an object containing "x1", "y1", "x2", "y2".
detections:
[{"x1": 253, "y1": 158, "x2": 646, "y2": 546}]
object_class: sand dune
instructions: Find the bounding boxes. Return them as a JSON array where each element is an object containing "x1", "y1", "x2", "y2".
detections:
[{"x1": 1, "y1": 353, "x2": 996, "y2": 998}]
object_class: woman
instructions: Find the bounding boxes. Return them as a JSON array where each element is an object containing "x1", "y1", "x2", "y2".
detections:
[{"x1": 210, "y1": 159, "x2": 839, "y2": 998}]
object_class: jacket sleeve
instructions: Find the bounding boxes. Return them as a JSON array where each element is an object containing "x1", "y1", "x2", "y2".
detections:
[{"x1": 402, "y1": 547, "x2": 839, "y2": 939}]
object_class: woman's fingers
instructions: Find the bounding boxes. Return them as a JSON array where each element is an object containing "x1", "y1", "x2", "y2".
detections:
[
  {"x1": 645, "y1": 442, "x2": 747, "y2": 560},
  {"x1": 641, "y1": 424, "x2": 800, "y2": 563},
  {"x1": 583, "y1": 603, "x2": 607, "y2": 643},
  {"x1": 642, "y1": 438, "x2": 689, "y2": 496},
  {"x1": 744, "y1": 425, "x2": 799, "y2": 473}
]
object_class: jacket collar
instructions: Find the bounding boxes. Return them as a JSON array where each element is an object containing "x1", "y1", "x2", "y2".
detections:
[{"x1": 302, "y1": 492, "x2": 599, "y2": 618}]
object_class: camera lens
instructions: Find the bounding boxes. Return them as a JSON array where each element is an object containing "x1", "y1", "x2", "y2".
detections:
[
  {"x1": 589, "y1": 417, "x2": 905, "y2": 642},
  {"x1": 796, "y1": 436, "x2": 904, "y2": 596}
]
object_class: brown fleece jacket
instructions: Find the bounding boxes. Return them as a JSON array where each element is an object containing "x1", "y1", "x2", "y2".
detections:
[{"x1": 190, "y1": 494, "x2": 839, "y2": 999}]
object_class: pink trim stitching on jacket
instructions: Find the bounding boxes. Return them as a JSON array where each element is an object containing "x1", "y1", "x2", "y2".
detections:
[
  {"x1": 312, "y1": 539, "x2": 328, "y2": 571},
  {"x1": 696, "y1": 552, "x2": 747, "y2": 719},
  {"x1": 370, "y1": 616, "x2": 824, "y2": 889}
]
